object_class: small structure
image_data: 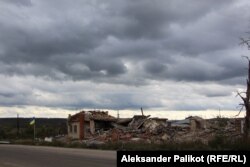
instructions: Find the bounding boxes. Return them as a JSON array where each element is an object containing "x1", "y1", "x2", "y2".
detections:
[
  {"x1": 187, "y1": 116, "x2": 206, "y2": 131},
  {"x1": 67, "y1": 110, "x2": 116, "y2": 140},
  {"x1": 167, "y1": 116, "x2": 206, "y2": 131},
  {"x1": 235, "y1": 118, "x2": 245, "y2": 134}
]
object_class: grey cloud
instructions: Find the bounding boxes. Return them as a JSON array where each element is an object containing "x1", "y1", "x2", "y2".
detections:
[
  {"x1": 144, "y1": 61, "x2": 167, "y2": 74},
  {"x1": 0, "y1": 93, "x2": 30, "y2": 107},
  {"x1": 0, "y1": 23, "x2": 103, "y2": 63},
  {"x1": 1, "y1": 0, "x2": 32, "y2": 6},
  {"x1": 194, "y1": 87, "x2": 233, "y2": 98},
  {"x1": 80, "y1": 92, "x2": 163, "y2": 110},
  {"x1": 174, "y1": 104, "x2": 207, "y2": 111},
  {"x1": 0, "y1": 0, "x2": 249, "y2": 111},
  {"x1": 0, "y1": 93, "x2": 15, "y2": 98},
  {"x1": 0, "y1": 0, "x2": 248, "y2": 85},
  {"x1": 204, "y1": 92, "x2": 231, "y2": 98},
  {"x1": 102, "y1": 0, "x2": 234, "y2": 40}
]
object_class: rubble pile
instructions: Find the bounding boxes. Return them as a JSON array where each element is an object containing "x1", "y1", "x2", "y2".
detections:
[{"x1": 84, "y1": 115, "x2": 245, "y2": 144}]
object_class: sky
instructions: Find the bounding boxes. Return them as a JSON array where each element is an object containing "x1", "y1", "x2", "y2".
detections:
[{"x1": 0, "y1": 0, "x2": 250, "y2": 119}]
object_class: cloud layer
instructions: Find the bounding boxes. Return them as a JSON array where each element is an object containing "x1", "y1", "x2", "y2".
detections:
[{"x1": 0, "y1": 0, "x2": 250, "y2": 115}]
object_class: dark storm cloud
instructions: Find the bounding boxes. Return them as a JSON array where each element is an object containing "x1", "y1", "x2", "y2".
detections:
[
  {"x1": 144, "y1": 61, "x2": 168, "y2": 74},
  {"x1": 0, "y1": 0, "x2": 248, "y2": 84},
  {"x1": 167, "y1": 56, "x2": 246, "y2": 82},
  {"x1": 102, "y1": 0, "x2": 235, "y2": 40}
]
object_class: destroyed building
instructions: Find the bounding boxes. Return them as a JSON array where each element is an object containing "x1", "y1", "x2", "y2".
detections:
[
  {"x1": 167, "y1": 116, "x2": 206, "y2": 131},
  {"x1": 67, "y1": 109, "x2": 245, "y2": 144},
  {"x1": 67, "y1": 111, "x2": 116, "y2": 140}
]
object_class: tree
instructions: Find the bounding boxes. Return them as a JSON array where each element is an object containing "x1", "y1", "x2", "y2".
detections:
[
  {"x1": 240, "y1": 37, "x2": 250, "y2": 50},
  {"x1": 238, "y1": 38, "x2": 250, "y2": 139}
]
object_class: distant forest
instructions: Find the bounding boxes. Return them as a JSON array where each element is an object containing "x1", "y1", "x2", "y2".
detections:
[{"x1": 0, "y1": 118, "x2": 67, "y2": 140}]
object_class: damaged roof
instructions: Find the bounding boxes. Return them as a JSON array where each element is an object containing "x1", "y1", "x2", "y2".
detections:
[
  {"x1": 68, "y1": 110, "x2": 116, "y2": 122},
  {"x1": 88, "y1": 111, "x2": 117, "y2": 121}
]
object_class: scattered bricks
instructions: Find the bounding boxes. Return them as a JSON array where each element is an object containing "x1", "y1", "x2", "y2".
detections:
[
  {"x1": 120, "y1": 133, "x2": 132, "y2": 140},
  {"x1": 111, "y1": 129, "x2": 120, "y2": 141},
  {"x1": 98, "y1": 133, "x2": 107, "y2": 141},
  {"x1": 161, "y1": 134, "x2": 170, "y2": 141}
]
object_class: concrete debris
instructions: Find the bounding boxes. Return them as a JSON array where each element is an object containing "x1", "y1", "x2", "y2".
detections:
[
  {"x1": 116, "y1": 118, "x2": 133, "y2": 125},
  {"x1": 161, "y1": 134, "x2": 170, "y2": 141},
  {"x1": 128, "y1": 115, "x2": 150, "y2": 129},
  {"x1": 67, "y1": 111, "x2": 245, "y2": 144},
  {"x1": 83, "y1": 140, "x2": 105, "y2": 147},
  {"x1": 130, "y1": 138, "x2": 142, "y2": 142},
  {"x1": 44, "y1": 137, "x2": 53, "y2": 142}
]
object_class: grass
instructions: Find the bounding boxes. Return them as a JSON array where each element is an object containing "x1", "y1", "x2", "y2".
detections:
[{"x1": 11, "y1": 136, "x2": 250, "y2": 151}]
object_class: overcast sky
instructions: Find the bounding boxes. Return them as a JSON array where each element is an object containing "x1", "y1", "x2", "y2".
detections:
[{"x1": 1, "y1": 0, "x2": 250, "y2": 118}]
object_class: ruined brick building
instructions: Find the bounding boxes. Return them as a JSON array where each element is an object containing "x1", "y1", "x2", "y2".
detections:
[{"x1": 67, "y1": 111, "x2": 116, "y2": 140}]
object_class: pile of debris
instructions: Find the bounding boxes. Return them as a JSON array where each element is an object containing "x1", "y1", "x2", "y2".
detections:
[
  {"x1": 67, "y1": 110, "x2": 245, "y2": 145},
  {"x1": 92, "y1": 116, "x2": 244, "y2": 144}
]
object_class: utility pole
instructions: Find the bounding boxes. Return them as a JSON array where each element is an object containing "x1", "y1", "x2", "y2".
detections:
[
  {"x1": 219, "y1": 108, "x2": 221, "y2": 118},
  {"x1": 117, "y1": 110, "x2": 120, "y2": 119},
  {"x1": 141, "y1": 107, "x2": 144, "y2": 116},
  {"x1": 16, "y1": 114, "x2": 20, "y2": 137},
  {"x1": 34, "y1": 120, "x2": 36, "y2": 140}
]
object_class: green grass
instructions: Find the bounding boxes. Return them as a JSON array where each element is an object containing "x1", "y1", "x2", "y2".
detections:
[{"x1": 11, "y1": 136, "x2": 250, "y2": 151}]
